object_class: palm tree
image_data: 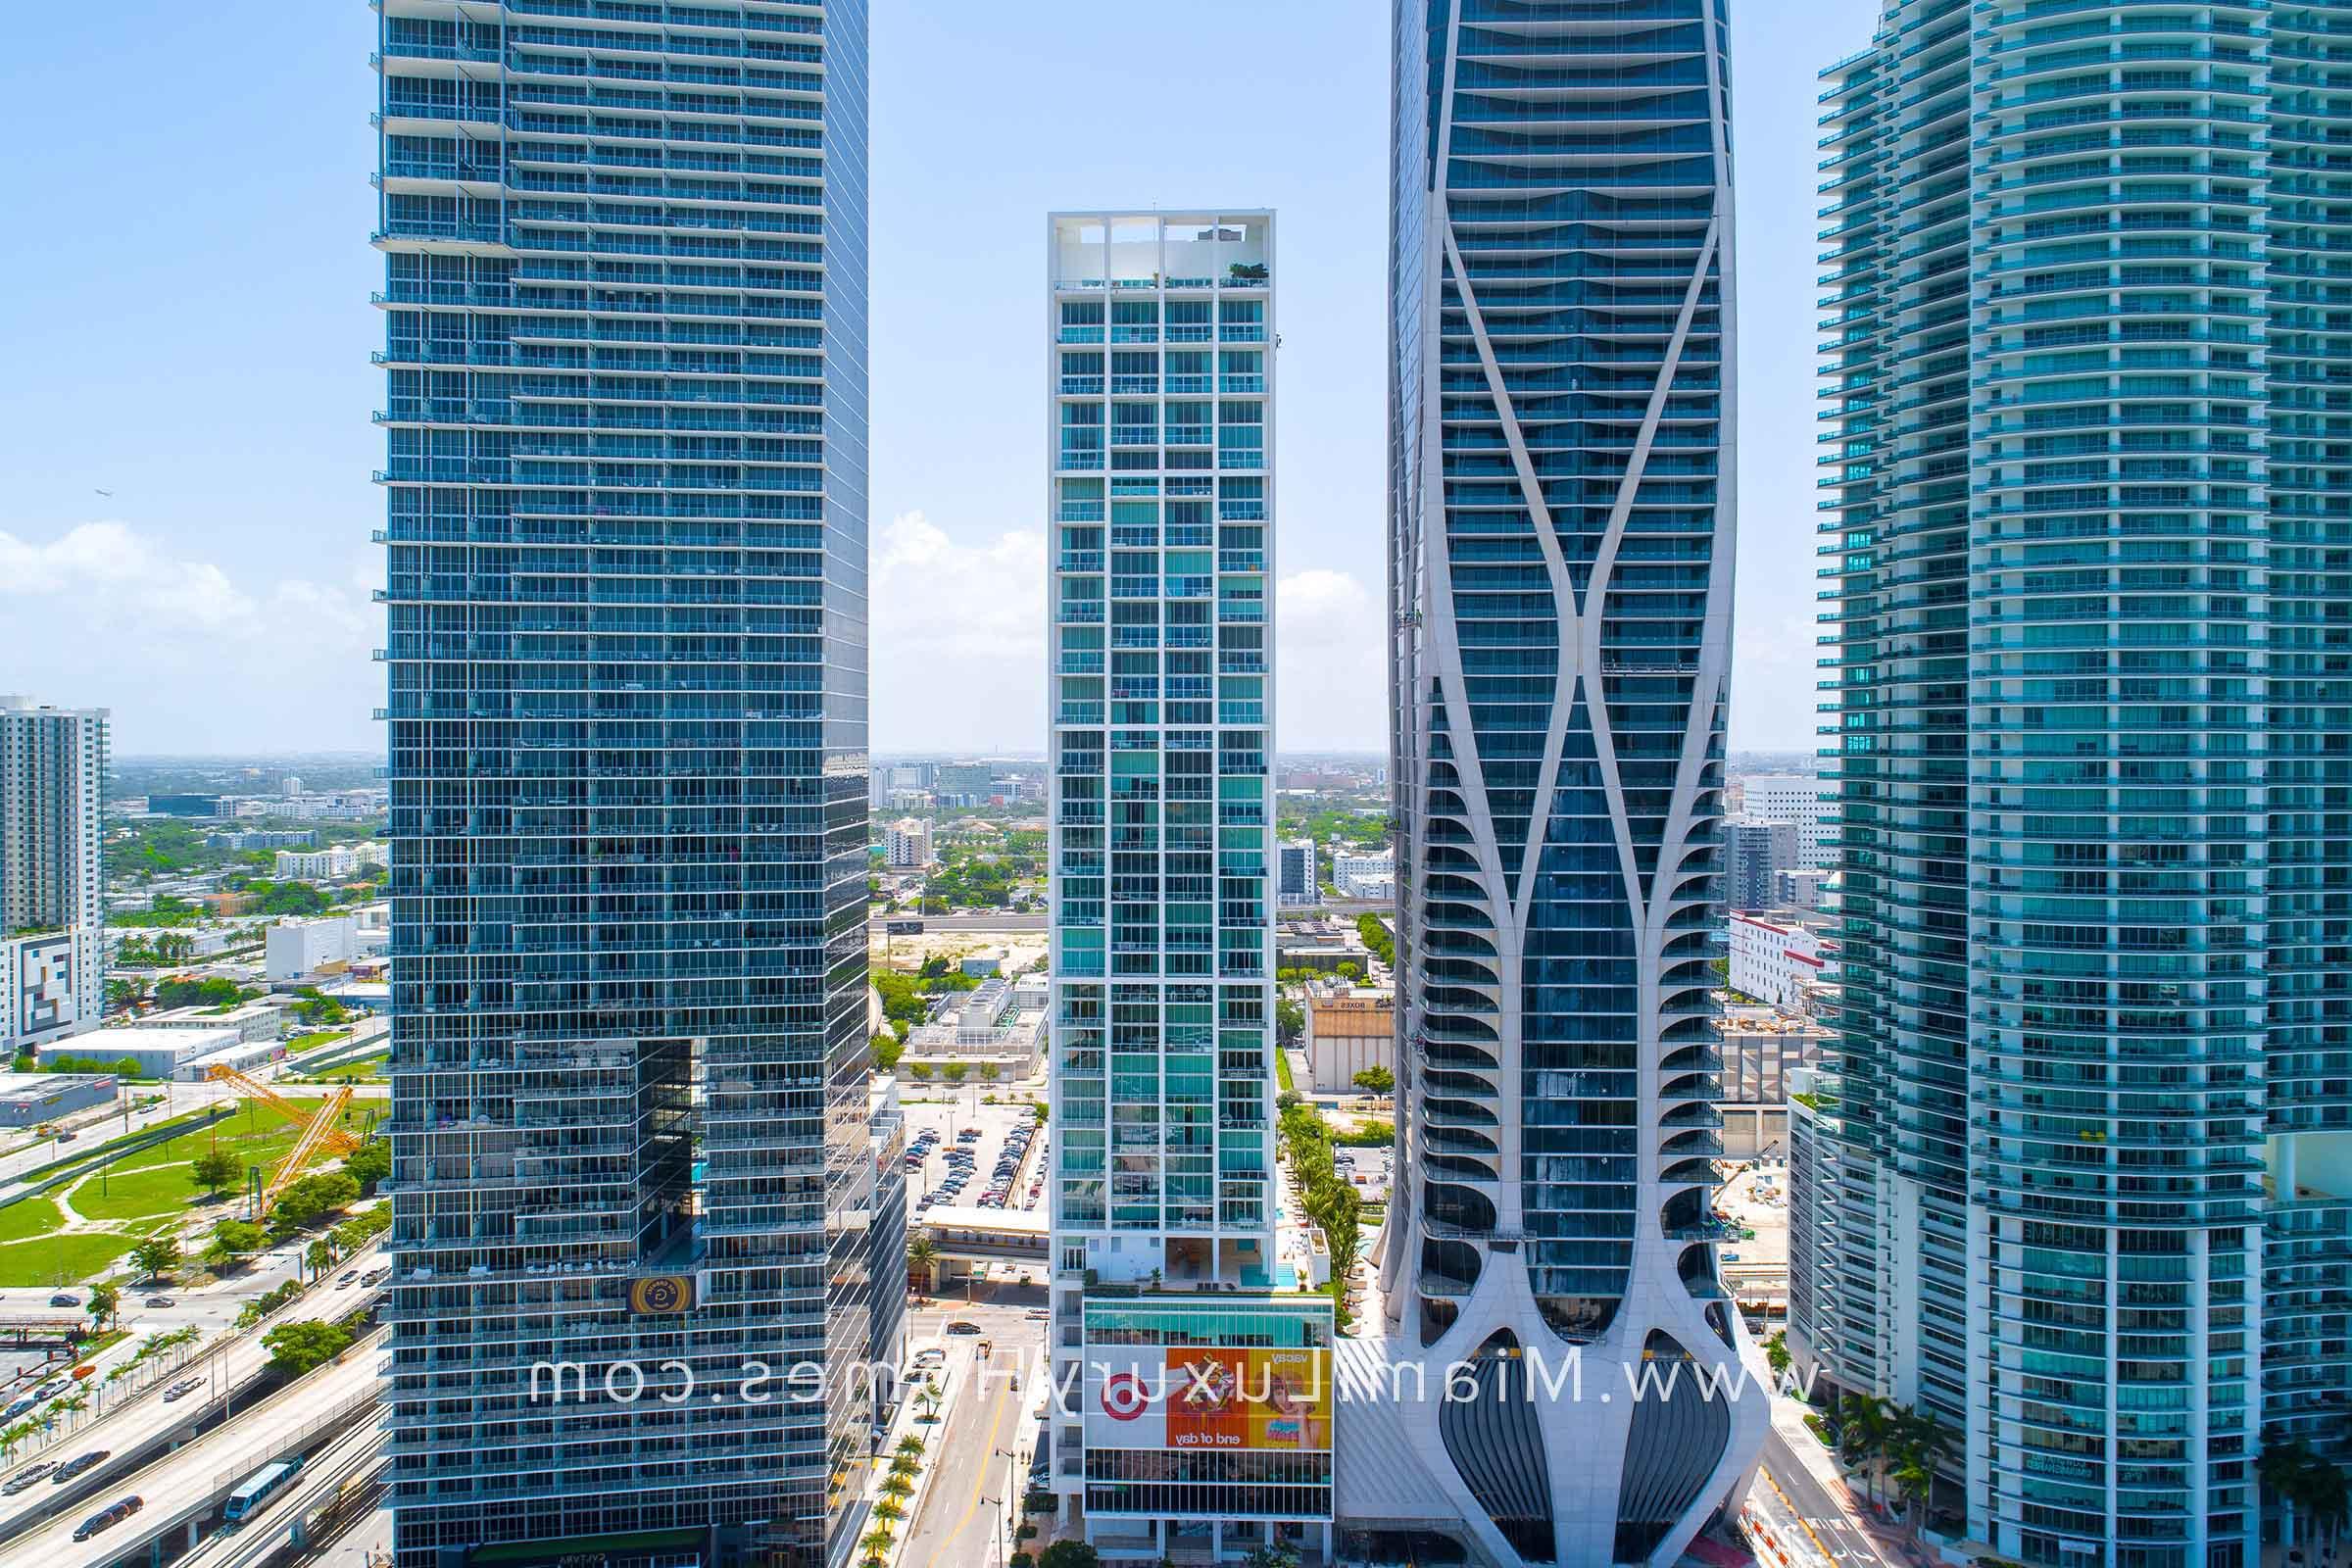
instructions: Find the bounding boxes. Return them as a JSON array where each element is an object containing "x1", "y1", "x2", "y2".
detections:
[
  {"x1": 894, "y1": 1434, "x2": 925, "y2": 1458},
  {"x1": 2309, "y1": 1460, "x2": 2350, "y2": 1555},
  {"x1": 1838, "y1": 1393, "x2": 1894, "y2": 1507},
  {"x1": 2262, "y1": 1437, "x2": 2325, "y2": 1549},
  {"x1": 907, "y1": 1236, "x2": 939, "y2": 1296},
  {"x1": 872, "y1": 1497, "x2": 906, "y2": 1524}
]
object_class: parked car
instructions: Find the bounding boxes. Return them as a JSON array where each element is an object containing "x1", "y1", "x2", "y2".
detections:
[{"x1": 945, "y1": 1321, "x2": 983, "y2": 1336}]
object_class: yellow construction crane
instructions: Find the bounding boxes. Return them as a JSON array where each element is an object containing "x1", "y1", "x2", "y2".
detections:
[{"x1": 205, "y1": 1064, "x2": 362, "y2": 1218}]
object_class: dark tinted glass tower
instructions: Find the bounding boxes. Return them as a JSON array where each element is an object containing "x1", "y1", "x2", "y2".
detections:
[{"x1": 372, "y1": 3, "x2": 879, "y2": 1564}]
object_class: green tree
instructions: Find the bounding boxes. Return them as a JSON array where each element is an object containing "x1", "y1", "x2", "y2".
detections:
[
  {"x1": 212, "y1": 1217, "x2": 267, "y2": 1256},
  {"x1": 1276, "y1": 999, "x2": 1304, "y2": 1045},
  {"x1": 262, "y1": 1318, "x2": 353, "y2": 1376},
  {"x1": 192, "y1": 1147, "x2": 245, "y2": 1199},
  {"x1": 341, "y1": 1140, "x2": 391, "y2": 1191},
  {"x1": 1763, "y1": 1330, "x2": 1792, "y2": 1379},
  {"x1": 270, "y1": 1169, "x2": 361, "y2": 1230},
  {"x1": 942, "y1": 1062, "x2": 968, "y2": 1085},
  {"x1": 86, "y1": 1282, "x2": 121, "y2": 1332},
  {"x1": 132, "y1": 1237, "x2": 182, "y2": 1284},
  {"x1": 1351, "y1": 1066, "x2": 1395, "y2": 1097},
  {"x1": 1039, "y1": 1543, "x2": 1102, "y2": 1568},
  {"x1": 306, "y1": 1240, "x2": 335, "y2": 1280},
  {"x1": 872, "y1": 1035, "x2": 904, "y2": 1070}
]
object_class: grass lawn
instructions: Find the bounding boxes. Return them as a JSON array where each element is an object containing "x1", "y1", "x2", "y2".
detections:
[
  {"x1": 313, "y1": 1055, "x2": 387, "y2": 1083},
  {"x1": 0, "y1": 1198, "x2": 64, "y2": 1246},
  {"x1": 68, "y1": 1162, "x2": 212, "y2": 1224},
  {"x1": 286, "y1": 1030, "x2": 349, "y2": 1052},
  {"x1": 0, "y1": 1232, "x2": 134, "y2": 1289},
  {"x1": 117, "y1": 1097, "x2": 338, "y2": 1177}
]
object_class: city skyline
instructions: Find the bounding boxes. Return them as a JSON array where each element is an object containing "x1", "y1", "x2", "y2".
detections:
[{"x1": 0, "y1": 0, "x2": 1878, "y2": 759}]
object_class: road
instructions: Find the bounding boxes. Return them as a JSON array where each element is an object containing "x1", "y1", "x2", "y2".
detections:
[
  {"x1": 1753, "y1": 1414, "x2": 1906, "y2": 1568},
  {"x1": 4, "y1": 1334, "x2": 380, "y2": 1565},
  {"x1": 0, "y1": 1243, "x2": 385, "y2": 1533},
  {"x1": 871, "y1": 912, "x2": 1047, "y2": 933},
  {"x1": 897, "y1": 1334, "x2": 1028, "y2": 1568}
]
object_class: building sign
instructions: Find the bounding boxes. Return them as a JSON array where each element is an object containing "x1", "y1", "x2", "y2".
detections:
[
  {"x1": 628, "y1": 1275, "x2": 694, "y2": 1314},
  {"x1": 1085, "y1": 1348, "x2": 1331, "y2": 1452}
]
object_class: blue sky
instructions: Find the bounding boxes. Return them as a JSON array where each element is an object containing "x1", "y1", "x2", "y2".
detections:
[{"x1": 0, "y1": 0, "x2": 1878, "y2": 756}]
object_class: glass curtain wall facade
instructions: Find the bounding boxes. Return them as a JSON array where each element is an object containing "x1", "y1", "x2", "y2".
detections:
[
  {"x1": 1816, "y1": 4, "x2": 2352, "y2": 1565},
  {"x1": 372, "y1": 3, "x2": 876, "y2": 1566},
  {"x1": 1379, "y1": 3, "x2": 1765, "y2": 1564},
  {"x1": 1045, "y1": 212, "x2": 1302, "y2": 1560}
]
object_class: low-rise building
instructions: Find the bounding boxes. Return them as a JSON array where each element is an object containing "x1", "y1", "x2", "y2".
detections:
[
  {"x1": 44, "y1": 1023, "x2": 236, "y2": 1079},
  {"x1": 1278, "y1": 920, "x2": 1372, "y2": 978},
  {"x1": 0, "y1": 1072, "x2": 117, "y2": 1127},
  {"x1": 1718, "y1": 1006, "x2": 1829, "y2": 1160},
  {"x1": 272, "y1": 843, "x2": 388, "y2": 882},
  {"x1": 1301, "y1": 985, "x2": 1394, "y2": 1096},
  {"x1": 1773, "y1": 866, "x2": 1829, "y2": 911},
  {"x1": 267, "y1": 914, "x2": 362, "y2": 980},
  {"x1": 1728, "y1": 912, "x2": 1838, "y2": 1007},
  {"x1": 139, "y1": 1001, "x2": 284, "y2": 1045}
]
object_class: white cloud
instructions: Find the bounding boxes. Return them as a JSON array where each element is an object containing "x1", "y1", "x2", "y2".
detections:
[
  {"x1": 870, "y1": 511, "x2": 1046, "y2": 749},
  {"x1": 1278, "y1": 566, "x2": 1385, "y2": 751},
  {"x1": 0, "y1": 520, "x2": 378, "y2": 752}
]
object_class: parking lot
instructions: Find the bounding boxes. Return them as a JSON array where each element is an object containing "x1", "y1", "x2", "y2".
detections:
[
  {"x1": 900, "y1": 1093, "x2": 1046, "y2": 1224},
  {"x1": 1334, "y1": 1144, "x2": 1391, "y2": 1203}
]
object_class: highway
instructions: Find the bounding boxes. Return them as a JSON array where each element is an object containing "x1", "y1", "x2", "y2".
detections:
[
  {"x1": 5, "y1": 1333, "x2": 381, "y2": 1566},
  {"x1": 0, "y1": 1243, "x2": 385, "y2": 1539}
]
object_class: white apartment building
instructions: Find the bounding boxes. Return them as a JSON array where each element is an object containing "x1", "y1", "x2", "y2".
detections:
[
  {"x1": 1728, "y1": 912, "x2": 1838, "y2": 1008},
  {"x1": 1, "y1": 696, "x2": 108, "y2": 1056},
  {"x1": 1332, "y1": 850, "x2": 1396, "y2": 900},
  {"x1": 1738, "y1": 773, "x2": 1830, "y2": 869},
  {"x1": 274, "y1": 842, "x2": 389, "y2": 882},
  {"x1": 883, "y1": 817, "x2": 932, "y2": 869}
]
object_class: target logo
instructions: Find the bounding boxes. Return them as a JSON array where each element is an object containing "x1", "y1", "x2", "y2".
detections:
[{"x1": 1101, "y1": 1371, "x2": 1151, "y2": 1422}]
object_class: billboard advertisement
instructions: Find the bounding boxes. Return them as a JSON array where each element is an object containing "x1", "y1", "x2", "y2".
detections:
[{"x1": 1087, "y1": 1347, "x2": 1332, "y2": 1452}]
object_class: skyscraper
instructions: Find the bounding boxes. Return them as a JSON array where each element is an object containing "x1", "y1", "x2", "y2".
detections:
[
  {"x1": 1364, "y1": 4, "x2": 1765, "y2": 1563},
  {"x1": 1045, "y1": 211, "x2": 1336, "y2": 1565},
  {"x1": 0, "y1": 695, "x2": 106, "y2": 1056},
  {"x1": 1811, "y1": 6, "x2": 2352, "y2": 1564},
  {"x1": 372, "y1": 5, "x2": 884, "y2": 1565}
]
